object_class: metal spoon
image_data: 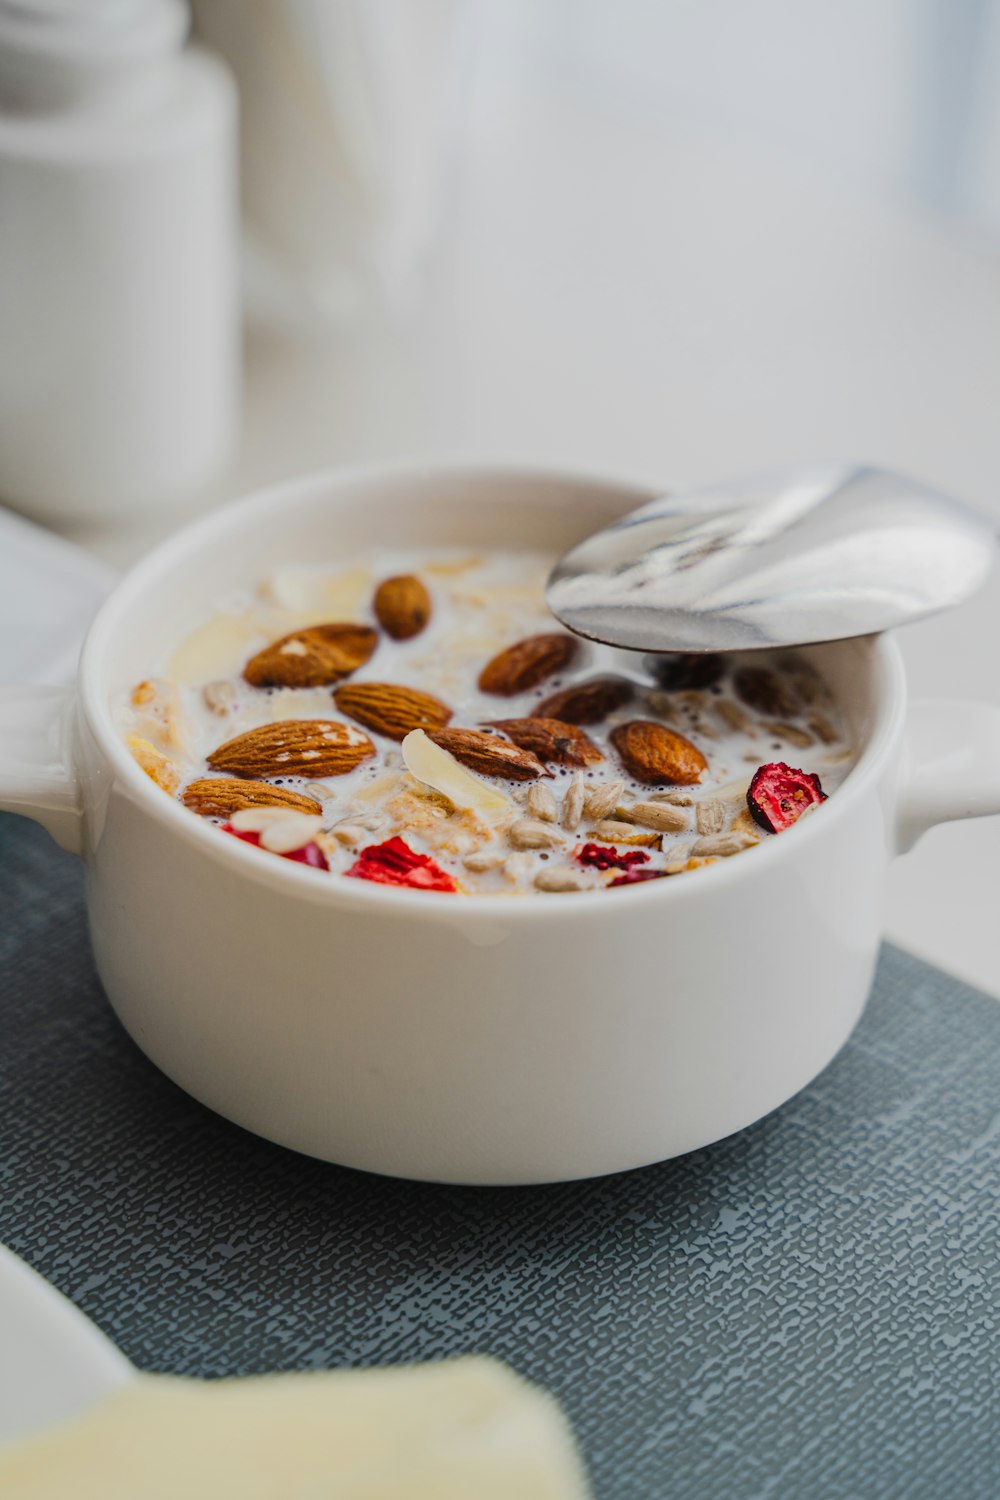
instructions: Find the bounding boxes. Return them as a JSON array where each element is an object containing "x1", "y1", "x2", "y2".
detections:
[{"x1": 546, "y1": 464, "x2": 996, "y2": 654}]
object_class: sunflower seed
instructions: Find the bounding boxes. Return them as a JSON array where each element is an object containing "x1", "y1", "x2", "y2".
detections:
[
  {"x1": 809, "y1": 713, "x2": 838, "y2": 745},
  {"x1": 645, "y1": 690, "x2": 680, "y2": 721},
  {"x1": 583, "y1": 779, "x2": 624, "y2": 820},
  {"x1": 561, "y1": 773, "x2": 586, "y2": 831},
  {"x1": 614, "y1": 801, "x2": 689, "y2": 833},
  {"x1": 647, "y1": 790, "x2": 695, "y2": 806},
  {"x1": 716, "y1": 700, "x2": 753, "y2": 733},
  {"x1": 764, "y1": 721, "x2": 813, "y2": 749},
  {"x1": 463, "y1": 850, "x2": 507, "y2": 872},
  {"x1": 534, "y1": 867, "x2": 588, "y2": 893},
  {"x1": 327, "y1": 822, "x2": 366, "y2": 845},
  {"x1": 526, "y1": 781, "x2": 559, "y2": 822},
  {"x1": 591, "y1": 820, "x2": 661, "y2": 847},
  {"x1": 509, "y1": 818, "x2": 565, "y2": 850},
  {"x1": 710, "y1": 780, "x2": 750, "y2": 806},
  {"x1": 695, "y1": 799, "x2": 726, "y2": 836},
  {"x1": 690, "y1": 831, "x2": 758, "y2": 857},
  {"x1": 202, "y1": 679, "x2": 238, "y2": 715}
]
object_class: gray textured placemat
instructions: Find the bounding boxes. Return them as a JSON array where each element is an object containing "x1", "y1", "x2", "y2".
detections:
[{"x1": 1, "y1": 812, "x2": 999, "y2": 1499}]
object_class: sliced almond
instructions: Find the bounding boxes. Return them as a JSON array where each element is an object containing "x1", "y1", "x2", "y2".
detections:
[
  {"x1": 610, "y1": 721, "x2": 707, "y2": 786},
  {"x1": 244, "y1": 623, "x2": 378, "y2": 689},
  {"x1": 401, "y1": 728, "x2": 510, "y2": 820},
  {"x1": 230, "y1": 806, "x2": 324, "y2": 854},
  {"x1": 373, "y1": 574, "x2": 432, "y2": 640},
  {"x1": 207, "y1": 720, "x2": 375, "y2": 778},
  {"x1": 426, "y1": 728, "x2": 549, "y2": 782},
  {"x1": 535, "y1": 675, "x2": 634, "y2": 725},
  {"x1": 478, "y1": 633, "x2": 578, "y2": 696},
  {"x1": 485, "y1": 717, "x2": 602, "y2": 768},
  {"x1": 182, "y1": 778, "x2": 322, "y2": 818},
  {"x1": 334, "y1": 682, "x2": 451, "y2": 741}
]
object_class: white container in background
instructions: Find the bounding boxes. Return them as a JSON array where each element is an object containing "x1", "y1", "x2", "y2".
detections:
[{"x1": 0, "y1": 0, "x2": 239, "y2": 525}]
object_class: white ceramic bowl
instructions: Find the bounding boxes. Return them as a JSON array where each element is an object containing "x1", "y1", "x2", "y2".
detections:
[{"x1": 3, "y1": 465, "x2": 1000, "y2": 1184}]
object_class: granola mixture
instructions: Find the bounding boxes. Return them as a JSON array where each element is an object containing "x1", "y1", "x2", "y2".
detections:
[{"x1": 117, "y1": 550, "x2": 855, "y2": 895}]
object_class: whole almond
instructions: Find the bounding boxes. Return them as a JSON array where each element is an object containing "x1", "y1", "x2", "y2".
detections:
[
  {"x1": 610, "y1": 720, "x2": 708, "y2": 786},
  {"x1": 182, "y1": 778, "x2": 322, "y2": 818},
  {"x1": 478, "y1": 633, "x2": 578, "y2": 696},
  {"x1": 244, "y1": 623, "x2": 378, "y2": 688},
  {"x1": 485, "y1": 716, "x2": 602, "y2": 768},
  {"x1": 334, "y1": 682, "x2": 451, "y2": 741},
  {"x1": 207, "y1": 720, "x2": 375, "y2": 778},
  {"x1": 373, "y1": 574, "x2": 432, "y2": 640},
  {"x1": 426, "y1": 728, "x2": 549, "y2": 781},
  {"x1": 535, "y1": 675, "x2": 634, "y2": 724}
]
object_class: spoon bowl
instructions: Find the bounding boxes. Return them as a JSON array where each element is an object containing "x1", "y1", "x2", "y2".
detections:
[{"x1": 546, "y1": 464, "x2": 996, "y2": 653}]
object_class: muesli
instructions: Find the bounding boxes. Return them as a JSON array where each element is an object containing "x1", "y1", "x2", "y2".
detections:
[{"x1": 118, "y1": 550, "x2": 854, "y2": 895}]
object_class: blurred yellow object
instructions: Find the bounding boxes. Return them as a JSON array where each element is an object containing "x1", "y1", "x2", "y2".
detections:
[{"x1": 0, "y1": 1357, "x2": 589, "y2": 1499}]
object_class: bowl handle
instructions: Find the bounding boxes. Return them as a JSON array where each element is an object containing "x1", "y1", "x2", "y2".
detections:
[
  {"x1": 896, "y1": 698, "x2": 1000, "y2": 854},
  {"x1": 0, "y1": 685, "x2": 82, "y2": 854}
]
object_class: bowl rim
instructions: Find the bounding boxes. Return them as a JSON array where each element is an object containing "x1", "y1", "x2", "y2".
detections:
[{"x1": 79, "y1": 459, "x2": 908, "y2": 920}]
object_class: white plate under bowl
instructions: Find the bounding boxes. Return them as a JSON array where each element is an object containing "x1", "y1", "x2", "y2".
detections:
[{"x1": 0, "y1": 1244, "x2": 133, "y2": 1445}]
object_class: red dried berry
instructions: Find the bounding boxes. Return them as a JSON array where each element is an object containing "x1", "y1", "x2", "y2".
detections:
[
  {"x1": 576, "y1": 842, "x2": 651, "y2": 873},
  {"x1": 221, "y1": 824, "x2": 329, "y2": 870},
  {"x1": 346, "y1": 836, "x2": 458, "y2": 892},
  {"x1": 747, "y1": 762, "x2": 827, "y2": 833},
  {"x1": 609, "y1": 867, "x2": 669, "y2": 887}
]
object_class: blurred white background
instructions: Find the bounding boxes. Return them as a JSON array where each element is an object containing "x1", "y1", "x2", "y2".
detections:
[{"x1": 64, "y1": 0, "x2": 1000, "y2": 992}]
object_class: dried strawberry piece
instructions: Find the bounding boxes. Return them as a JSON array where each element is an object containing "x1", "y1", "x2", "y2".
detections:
[
  {"x1": 221, "y1": 824, "x2": 329, "y2": 870},
  {"x1": 576, "y1": 842, "x2": 650, "y2": 873},
  {"x1": 747, "y1": 762, "x2": 827, "y2": 833},
  {"x1": 609, "y1": 867, "x2": 668, "y2": 887},
  {"x1": 346, "y1": 836, "x2": 458, "y2": 892}
]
